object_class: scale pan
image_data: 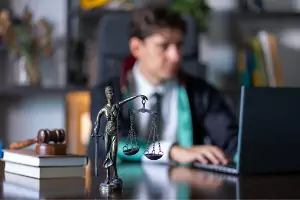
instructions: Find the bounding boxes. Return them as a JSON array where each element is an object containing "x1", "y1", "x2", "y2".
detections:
[
  {"x1": 123, "y1": 147, "x2": 139, "y2": 156},
  {"x1": 144, "y1": 153, "x2": 163, "y2": 160}
]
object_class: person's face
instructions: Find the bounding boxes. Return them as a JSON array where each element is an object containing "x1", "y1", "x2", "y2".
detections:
[
  {"x1": 130, "y1": 28, "x2": 183, "y2": 82},
  {"x1": 105, "y1": 90, "x2": 114, "y2": 100}
]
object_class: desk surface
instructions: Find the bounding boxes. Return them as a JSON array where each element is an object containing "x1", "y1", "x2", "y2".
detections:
[{"x1": 1, "y1": 162, "x2": 300, "y2": 199}]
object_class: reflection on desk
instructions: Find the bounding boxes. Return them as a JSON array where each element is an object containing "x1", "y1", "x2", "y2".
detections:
[
  {"x1": 141, "y1": 164, "x2": 234, "y2": 199},
  {"x1": 2, "y1": 161, "x2": 300, "y2": 199}
]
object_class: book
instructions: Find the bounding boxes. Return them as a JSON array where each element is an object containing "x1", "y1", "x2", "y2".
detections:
[
  {"x1": 258, "y1": 31, "x2": 276, "y2": 87},
  {"x1": 251, "y1": 37, "x2": 268, "y2": 86},
  {"x1": 4, "y1": 161, "x2": 86, "y2": 179},
  {"x1": 2, "y1": 149, "x2": 88, "y2": 167},
  {"x1": 237, "y1": 49, "x2": 252, "y2": 86},
  {"x1": 268, "y1": 33, "x2": 283, "y2": 86}
]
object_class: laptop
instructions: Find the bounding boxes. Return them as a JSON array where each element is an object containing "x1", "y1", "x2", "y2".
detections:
[{"x1": 194, "y1": 86, "x2": 300, "y2": 175}]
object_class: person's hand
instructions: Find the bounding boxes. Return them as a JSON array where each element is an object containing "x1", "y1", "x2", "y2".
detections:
[
  {"x1": 170, "y1": 167, "x2": 223, "y2": 189},
  {"x1": 170, "y1": 145, "x2": 229, "y2": 165}
]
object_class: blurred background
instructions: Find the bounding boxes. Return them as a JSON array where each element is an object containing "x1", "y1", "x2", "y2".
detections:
[{"x1": 0, "y1": 0, "x2": 299, "y2": 155}]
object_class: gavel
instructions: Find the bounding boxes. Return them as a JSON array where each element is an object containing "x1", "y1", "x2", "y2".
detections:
[{"x1": 9, "y1": 129, "x2": 66, "y2": 150}]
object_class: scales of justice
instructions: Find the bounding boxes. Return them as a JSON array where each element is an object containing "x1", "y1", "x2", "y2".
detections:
[{"x1": 90, "y1": 86, "x2": 163, "y2": 196}]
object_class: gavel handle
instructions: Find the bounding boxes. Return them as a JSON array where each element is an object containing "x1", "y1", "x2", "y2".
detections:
[{"x1": 9, "y1": 138, "x2": 37, "y2": 149}]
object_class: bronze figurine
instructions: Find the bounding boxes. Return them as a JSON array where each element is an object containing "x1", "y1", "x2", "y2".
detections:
[
  {"x1": 91, "y1": 86, "x2": 148, "y2": 194},
  {"x1": 91, "y1": 86, "x2": 166, "y2": 196}
]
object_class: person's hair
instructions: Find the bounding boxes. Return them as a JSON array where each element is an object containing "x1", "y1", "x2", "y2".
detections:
[{"x1": 130, "y1": 5, "x2": 186, "y2": 40}]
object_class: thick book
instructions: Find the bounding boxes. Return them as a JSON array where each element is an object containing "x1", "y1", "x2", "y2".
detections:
[
  {"x1": 4, "y1": 161, "x2": 86, "y2": 179},
  {"x1": 2, "y1": 149, "x2": 88, "y2": 167}
]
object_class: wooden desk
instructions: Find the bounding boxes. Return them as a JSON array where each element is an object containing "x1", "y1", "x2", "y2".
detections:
[{"x1": 1, "y1": 161, "x2": 300, "y2": 199}]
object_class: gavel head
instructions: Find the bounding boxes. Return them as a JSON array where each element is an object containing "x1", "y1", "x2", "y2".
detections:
[{"x1": 37, "y1": 129, "x2": 66, "y2": 144}]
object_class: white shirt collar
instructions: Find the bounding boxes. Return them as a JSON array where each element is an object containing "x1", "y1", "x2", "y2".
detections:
[{"x1": 132, "y1": 62, "x2": 175, "y2": 97}]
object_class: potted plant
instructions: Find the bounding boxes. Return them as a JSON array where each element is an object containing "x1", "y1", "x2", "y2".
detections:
[
  {"x1": 0, "y1": 7, "x2": 53, "y2": 86},
  {"x1": 170, "y1": 0, "x2": 210, "y2": 32}
]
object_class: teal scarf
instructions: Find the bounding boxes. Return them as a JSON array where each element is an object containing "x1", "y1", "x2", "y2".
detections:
[{"x1": 177, "y1": 84, "x2": 193, "y2": 147}]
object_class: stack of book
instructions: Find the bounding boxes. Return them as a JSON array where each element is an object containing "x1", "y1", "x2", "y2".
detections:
[{"x1": 2, "y1": 149, "x2": 88, "y2": 179}]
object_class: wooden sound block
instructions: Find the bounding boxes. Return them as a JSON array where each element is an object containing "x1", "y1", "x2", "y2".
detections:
[{"x1": 35, "y1": 143, "x2": 67, "y2": 156}]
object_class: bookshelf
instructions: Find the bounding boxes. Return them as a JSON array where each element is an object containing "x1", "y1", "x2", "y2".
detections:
[
  {"x1": 66, "y1": 0, "x2": 131, "y2": 87},
  {"x1": 231, "y1": 10, "x2": 300, "y2": 87},
  {"x1": 0, "y1": 0, "x2": 91, "y2": 155}
]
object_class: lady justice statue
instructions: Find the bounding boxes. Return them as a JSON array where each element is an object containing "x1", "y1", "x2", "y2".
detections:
[{"x1": 91, "y1": 86, "x2": 148, "y2": 195}]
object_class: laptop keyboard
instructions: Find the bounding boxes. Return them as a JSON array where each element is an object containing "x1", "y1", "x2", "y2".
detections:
[{"x1": 193, "y1": 162, "x2": 237, "y2": 174}]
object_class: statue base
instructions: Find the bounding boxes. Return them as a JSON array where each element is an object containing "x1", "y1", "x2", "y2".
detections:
[{"x1": 99, "y1": 178, "x2": 123, "y2": 198}]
